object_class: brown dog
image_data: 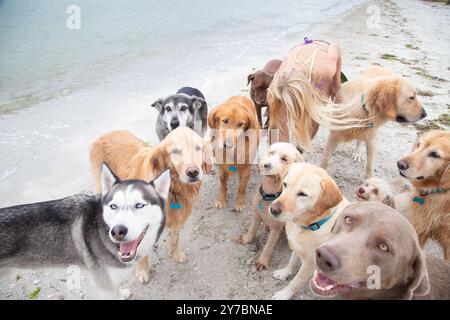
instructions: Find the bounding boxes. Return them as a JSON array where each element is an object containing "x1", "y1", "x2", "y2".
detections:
[
  {"x1": 208, "y1": 96, "x2": 260, "y2": 212},
  {"x1": 90, "y1": 127, "x2": 212, "y2": 282},
  {"x1": 269, "y1": 163, "x2": 350, "y2": 300},
  {"x1": 310, "y1": 202, "x2": 450, "y2": 300},
  {"x1": 239, "y1": 142, "x2": 303, "y2": 271},
  {"x1": 247, "y1": 59, "x2": 282, "y2": 128},
  {"x1": 321, "y1": 66, "x2": 426, "y2": 178},
  {"x1": 397, "y1": 130, "x2": 450, "y2": 259}
]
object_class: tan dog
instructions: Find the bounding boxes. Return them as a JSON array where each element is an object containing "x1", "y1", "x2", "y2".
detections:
[
  {"x1": 397, "y1": 130, "x2": 450, "y2": 259},
  {"x1": 310, "y1": 202, "x2": 450, "y2": 300},
  {"x1": 247, "y1": 59, "x2": 282, "y2": 128},
  {"x1": 321, "y1": 66, "x2": 426, "y2": 178},
  {"x1": 90, "y1": 127, "x2": 212, "y2": 283},
  {"x1": 268, "y1": 163, "x2": 350, "y2": 300},
  {"x1": 208, "y1": 96, "x2": 260, "y2": 211},
  {"x1": 239, "y1": 142, "x2": 303, "y2": 271}
]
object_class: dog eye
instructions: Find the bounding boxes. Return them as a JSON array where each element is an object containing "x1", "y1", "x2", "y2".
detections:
[
  {"x1": 429, "y1": 151, "x2": 440, "y2": 158},
  {"x1": 377, "y1": 243, "x2": 389, "y2": 252},
  {"x1": 344, "y1": 216, "x2": 352, "y2": 225},
  {"x1": 409, "y1": 96, "x2": 415, "y2": 100},
  {"x1": 222, "y1": 119, "x2": 229, "y2": 124},
  {"x1": 165, "y1": 106, "x2": 172, "y2": 112},
  {"x1": 135, "y1": 203, "x2": 146, "y2": 209},
  {"x1": 283, "y1": 182, "x2": 287, "y2": 188},
  {"x1": 238, "y1": 122, "x2": 244, "y2": 127},
  {"x1": 110, "y1": 204, "x2": 118, "y2": 210},
  {"x1": 280, "y1": 155, "x2": 287, "y2": 162},
  {"x1": 373, "y1": 188, "x2": 378, "y2": 195},
  {"x1": 180, "y1": 106, "x2": 188, "y2": 111},
  {"x1": 297, "y1": 191, "x2": 308, "y2": 197}
]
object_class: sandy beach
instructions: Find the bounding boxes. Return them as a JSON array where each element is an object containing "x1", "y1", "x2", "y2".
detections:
[{"x1": 0, "y1": 0, "x2": 449, "y2": 300}]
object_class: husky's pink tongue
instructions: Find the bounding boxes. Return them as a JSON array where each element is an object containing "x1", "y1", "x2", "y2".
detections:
[{"x1": 119, "y1": 240, "x2": 138, "y2": 259}]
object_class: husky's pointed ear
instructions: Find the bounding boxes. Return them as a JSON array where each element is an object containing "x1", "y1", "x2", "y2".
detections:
[
  {"x1": 101, "y1": 163, "x2": 120, "y2": 196},
  {"x1": 151, "y1": 169, "x2": 171, "y2": 200},
  {"x1": 151, "y1": 98, "x2": 164, "y2": 112}
]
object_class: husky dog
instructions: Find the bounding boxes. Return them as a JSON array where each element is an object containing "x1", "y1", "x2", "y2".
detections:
[
  {"x1": 151, "y1": 87, "x2": 208, "y2": 141},
  {"x1": 0, "y1": 164, "x2": 170, "y2": 299}
]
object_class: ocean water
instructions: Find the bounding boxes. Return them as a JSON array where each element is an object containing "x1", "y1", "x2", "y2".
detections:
[{"x1": 0, "y1": 0, "x2": 363, "y2": 112}]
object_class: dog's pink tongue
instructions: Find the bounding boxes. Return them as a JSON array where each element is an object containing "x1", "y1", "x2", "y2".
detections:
[
  {"x1": 317, "y1": 272, "x2": 338, "y2": 287},
  {"x1": 119, "y1": 240, "x2": 138, "y2": 256}
]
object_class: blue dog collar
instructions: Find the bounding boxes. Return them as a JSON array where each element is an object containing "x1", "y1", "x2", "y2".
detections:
[{"x1": 301, "y1": 208, "x2": 337, "y2": 231}]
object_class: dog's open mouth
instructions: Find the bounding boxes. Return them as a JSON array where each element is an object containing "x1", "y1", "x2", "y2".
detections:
[
  {"x1": 117, "y1": 225, "x2": 149, "y2": 263},
  {"x1": 355, "y1": 191, "x2": 367, "y2": 201},
  {"x1": 310, "y1": 270, "x2": 364, "y2": 298}
]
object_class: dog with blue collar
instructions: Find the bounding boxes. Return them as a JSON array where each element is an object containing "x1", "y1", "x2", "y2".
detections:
[
  {"x1": 239, "y1": 142, "x2": 303, "y2": 271},
  {"x1": 268, "y1": 163, "x2": 350, "y2": 300}
]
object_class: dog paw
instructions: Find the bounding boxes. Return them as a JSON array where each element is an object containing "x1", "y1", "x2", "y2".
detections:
[
  {"x1": 215, "y1": 199, "x2": 225, "y2": 209},
  {"x1": 171, "y1": 250, "x2": 186, "y2": 263},
  {"x1": 238, "y1": 234, "x2": 252, "y2": 245},
  {"x1": 119, "y1": 288, "x2": 132, "y2": 300},
  {"x1": 135, "y1": 268, "x2": 150, "y2": 284},
  {"x1": 352, "y1": 152, "x2": 364, "y2": 162},
  {"x1": 234, "y1": 202, "x2": 245, "y2": 212},
  {"x1": 272, "y1": 288, "x2": 293, "y2": 300},
  {"x1": 273, "y1": 268, "x2": 292, "y2": 281},
  {"x1": 255, "y1": 259, "x2": 268, "y2": 271}
]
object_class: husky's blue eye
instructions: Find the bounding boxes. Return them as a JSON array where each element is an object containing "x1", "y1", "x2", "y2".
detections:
[
  {"x1": 110, "y1": 204, "x2": 118, "y2": 210},
  {"x1": 135, "y1": 203, "x2": 145, "y2": 209}
]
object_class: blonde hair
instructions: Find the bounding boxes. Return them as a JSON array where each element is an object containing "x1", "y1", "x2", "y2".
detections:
[{"x1": 268, "y1": 45, "x2": 367, "y2": 151}]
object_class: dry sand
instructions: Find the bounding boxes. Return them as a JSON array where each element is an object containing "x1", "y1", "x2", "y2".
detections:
[{"x1": 1, "y1": 0, "x2": 449, "y2": 300}]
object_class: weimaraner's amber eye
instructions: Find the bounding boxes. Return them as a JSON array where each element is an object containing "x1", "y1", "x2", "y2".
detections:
[
  {"x1": 377, "y1": 243, "x2": 389, "y2": 252},
  {"x1": 344, "y1": 216, "x2": 352, "y2": 225}
]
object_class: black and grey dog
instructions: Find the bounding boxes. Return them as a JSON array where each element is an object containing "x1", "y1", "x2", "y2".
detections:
[
  {"x1": 0, "y1": 164, "x2": 170, "y2": 299},
  {"x1": 151, "y1": 87, "x2": 208, "y2": 141}
]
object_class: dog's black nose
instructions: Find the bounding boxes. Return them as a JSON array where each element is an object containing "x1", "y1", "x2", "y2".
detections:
[
  {"x1": 111, "y1": 225, "x2": 128, "y2": 241},
  {"x1": 420, "y1": 109, "x2": 427, "y2": 119},
  {"x1": 186, "y1": 166, "x2": 199, "y2": 178},
  {"x1": 170, "y1": 119, "x2": 180, "y2": 129},
  {"x1": 397, "y1": 159, "x2": 409, "y2": 171},
  {"x1": 269, "y1": 203, "x2": 281, "y2": 216},
  {"x1": 316, "y1": 246, "x2": 340, "y2": 272},
  {"x1": 264, "y1": 163, "x2": 272, "y2": 169}
]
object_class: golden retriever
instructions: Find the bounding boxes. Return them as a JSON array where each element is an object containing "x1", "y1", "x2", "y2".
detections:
[
  {"x1": 321, "y1": 66, "x2": 426, "y2": 177},
  {"x1": 397, "y1": 130, "x2": 450, "y2": 259},
  {"x1": 238, "y1": 142, "x2": 303, "y2": 271},
  {"x1": 311, "y1": 202, "x2": 450, "y2": 300},
  {"x1": 90, "y1": 127, "x2": 212, "y2": 283},
  {"x1": 208, "y1": 96, "x2": 260, "y2": 211},
  {"x1": 268, "y1": 162, "x2": 350, "y2": 300}
]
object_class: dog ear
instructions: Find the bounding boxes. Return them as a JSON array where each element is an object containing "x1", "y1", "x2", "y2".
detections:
[
  {"x1": 191, "y1": 96, "x2": 207, "y2": 110},
  {"x1": 247, "y1": 73, "x2": 255, "y2": 86},
  {"x1": 151, "y1": 98, "x2": 164, "y2": 112},
  {"x1": 101, "y1": 163, "x2": 120, "y2": 196},
  {"x1": 150, "y1": 169, "x2": 171, "y2": 201},
  {"x1": 312, "y1": 178, "x2": 343, "y2": 215},
  {"x1": 202, "y1": 140, "x2": 214, "y2": 174},
  {"x1": 366, "y1": 78, "x2": 399, "y2": 120},
  {"x1": 131, "y1": 147, "x2": 168, "y2": 182},
  {"x1": 440, "y1": 164, "x2": 450, "y2": 189},
  {"x1": 382, "y1": 195, "x2": 396, "y2": 209},
  {"x1": 405, "y1": 242, "x2": 430, "y2": 300},
  {"x1": 207, "y1": 108, "x2": 219, "y2": 129}
]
